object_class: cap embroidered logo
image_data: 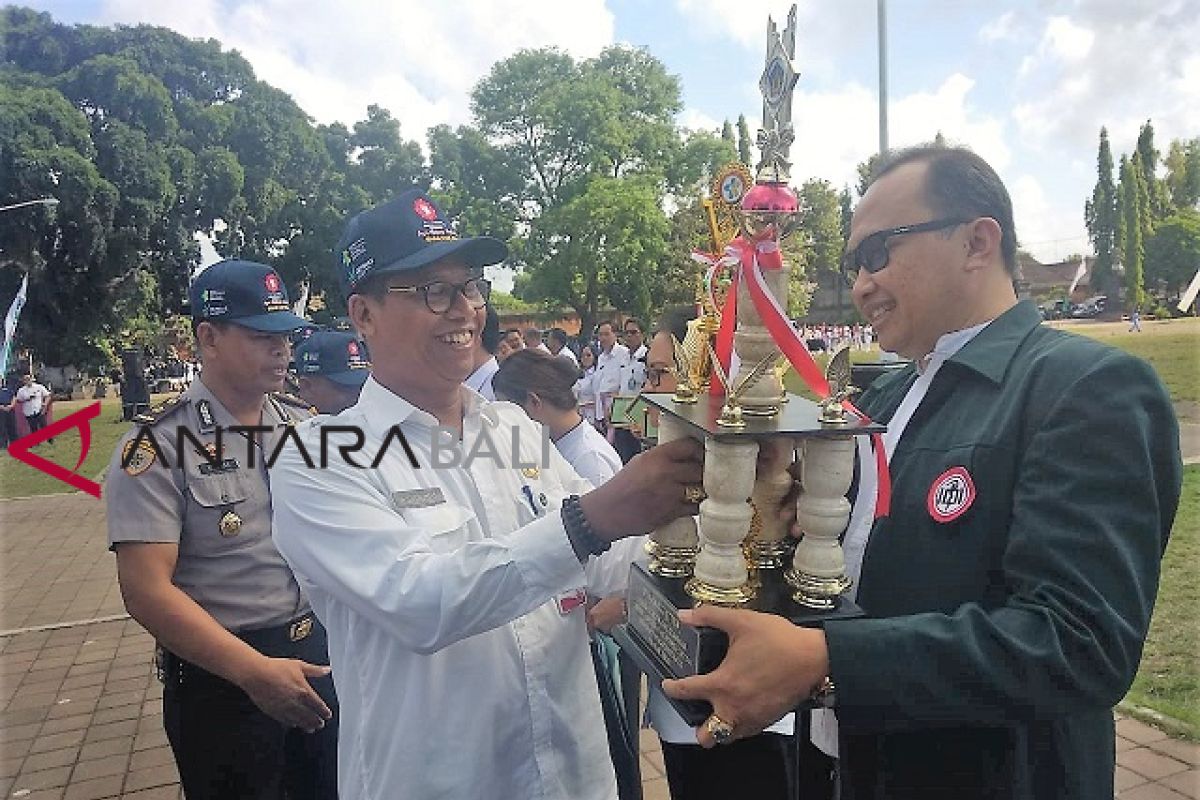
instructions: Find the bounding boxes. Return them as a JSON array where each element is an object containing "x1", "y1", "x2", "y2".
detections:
[{"x1": 413, "y1": 197, "x2": 438, "y2": 221}]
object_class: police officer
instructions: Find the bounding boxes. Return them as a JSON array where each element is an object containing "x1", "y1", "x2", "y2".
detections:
[
  {"x1": 291, "y1": 330, "x2": 370, "y2": 414},
  {"x1": 105, "y1": 259, "x2": 338, "y2": 800}
]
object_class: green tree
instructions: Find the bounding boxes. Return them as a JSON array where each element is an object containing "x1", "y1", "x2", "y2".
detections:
[
  {"x1": 1164, "y1": 138, "x2": 1200, "y2": 210},
  {"x1": 1118, "y1": 155, "x2": 1148, "y2": 311},
  {"x1": 855, "y1": 153, "x2": 883, "y2": 198},
  {"x1": 797, "y1": 179, "x2": 843, "y2": 279},
  {"x1": 1085, "y1": 128, "x2": 1118, "y2": 296},
  {"x1": 721, "y1": 119, "x2": 735, "y2": 145},
  {"x1": 1136, "y1": 120, "x2": 1170, "y2": 221},
  {"x1": 1145, "y1": 209, "x2": 1200, "y2": 300},
  {"x1": 736, "y1": 114, "x2": 753, "y2": 166},
  {"x1": 522, "y1": 175, "x2": 670, "y2": 333}
]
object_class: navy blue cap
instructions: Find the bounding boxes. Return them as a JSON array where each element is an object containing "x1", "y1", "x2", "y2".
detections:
[
  {"x1": 334, "y1": 189, "x2": 507, "y2": 297},
  {"x1": 189, "y1": 259, "x2": 310, "y2": 333},
  {"x1": 292, "y1": 331, "x2": 370, "y2": 388}
]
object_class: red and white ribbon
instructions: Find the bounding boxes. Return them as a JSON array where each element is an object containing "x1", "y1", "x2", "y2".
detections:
[{"x1": 693, "y1": 234, "x2": 892, "y2": 518}]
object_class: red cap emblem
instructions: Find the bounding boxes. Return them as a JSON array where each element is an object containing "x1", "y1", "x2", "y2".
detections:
[
  {"x1": 264, "y1": 272, "x2": 282, "y2": 293},
  {"x1": 347, "y1": 341, "x2": 359, "y2": 356},
  {"x1": 413, "y1": 198, "x2": 438, "y2": 221},
  {"x1": 926, "y1": 466, "x2": 976, "y2": 523}
]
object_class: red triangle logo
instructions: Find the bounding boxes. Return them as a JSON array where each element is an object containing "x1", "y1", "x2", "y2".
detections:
[{"x1": 8, "y1": 402, "x2": 103, "y2": 498}]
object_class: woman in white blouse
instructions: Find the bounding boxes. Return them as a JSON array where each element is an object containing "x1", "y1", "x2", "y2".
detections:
[{"x1": 573, "y1": 345, "x2": 599, "y2": 428}]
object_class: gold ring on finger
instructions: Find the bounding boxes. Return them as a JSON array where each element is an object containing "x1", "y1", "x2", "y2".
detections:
[{"x1": 705, "y1": 714, "x2": 735, "y2": 745}]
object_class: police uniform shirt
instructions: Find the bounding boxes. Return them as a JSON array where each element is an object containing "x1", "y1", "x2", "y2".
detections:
[
  {"x1": 269, "y1": 377, "x2": 619, "y2": 800},
  {"x1": 105, "y1": 378, "x2": 311, "y2": 632}
]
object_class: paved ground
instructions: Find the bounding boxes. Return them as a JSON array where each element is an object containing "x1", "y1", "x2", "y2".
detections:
[{"x1": 1, "y1": 492, "x2": 1196, "y2": 799}]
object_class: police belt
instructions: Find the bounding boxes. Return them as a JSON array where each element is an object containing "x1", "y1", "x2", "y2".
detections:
[{"x1": 157, "y1": 613, "x2": 324, "y2": 688}]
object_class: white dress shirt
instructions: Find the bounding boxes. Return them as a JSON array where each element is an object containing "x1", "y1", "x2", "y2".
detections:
[
  {"x1": 270, "y1": 377, "x2": 617, "y2": 800},
  {"x1": 554, "y1": 419, "x2": 642, "y2": 598},
  {"x1": 574, "y1": 367, "x2": 598, "y2": 422},
  {"x1": 554, "y1": 346, "x2": 579, "y2": 366},
  {"x1": 594, "y1": 344, "x2": 630, "y2": 422},
  {"x1": 464, "y1": 355, "x2": 499, "y2": 400},
  {"x1": 16, "y1": 382, "x2": 50, "y2": 416},
  {"x1": 618, "y1": 344, "x2": 648, "y2": 395}
]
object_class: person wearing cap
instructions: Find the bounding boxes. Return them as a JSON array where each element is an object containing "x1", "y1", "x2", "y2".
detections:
[
  {"x1": 292, "y1": 330, "x2": 370, "y2": 414},
  {"x1": 269, "y1": 189, "x2": 705, "y2": 800},
  {"x1": 105, "y1": 259, "x2": 338, "y2": 800}
]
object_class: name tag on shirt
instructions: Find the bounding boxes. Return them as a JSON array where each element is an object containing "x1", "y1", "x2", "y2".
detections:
[
  {"x1": 556, "y1": 588, "x2": 587, "y2": 616},
  {"x1": 392, "y1": 488, "x2": 445, "y2": 509}
]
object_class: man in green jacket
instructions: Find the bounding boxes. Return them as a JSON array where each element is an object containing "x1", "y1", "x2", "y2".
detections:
[{"x1": 664, "y1": 144, "x2": 1182, "y2": 799}]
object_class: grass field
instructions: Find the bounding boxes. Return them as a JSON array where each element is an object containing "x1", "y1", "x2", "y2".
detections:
[
  {"x1": 0, "y1": 394, "x2": 167, "y2": 499},
  {"x1": 1126, "y1": 465, "x2": 1200, "y2": 734}
]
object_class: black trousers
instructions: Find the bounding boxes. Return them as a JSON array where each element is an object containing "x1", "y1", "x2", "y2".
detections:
[
  {"x1": 0, "y1": 411, "x2": 16, "y2": 448},
  {"x1": 662, "y1": 733, "x2": 796, "y2": 800},
  {"x1": 160, "y1": 617, "x2": 338, "y2": 800}
]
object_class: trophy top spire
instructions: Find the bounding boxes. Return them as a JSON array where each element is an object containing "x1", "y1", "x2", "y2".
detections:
[{"x1": 755, "y1": 4, "x2": 800, "y2": 184}]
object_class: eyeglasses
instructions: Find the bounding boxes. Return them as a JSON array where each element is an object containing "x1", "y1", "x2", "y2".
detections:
[
  {"x1": 840, "y1": 218, "x2": 972, "y2": 287},
  {"x1": 388, "y1": 277, "x2": 491, "y2": 314}
]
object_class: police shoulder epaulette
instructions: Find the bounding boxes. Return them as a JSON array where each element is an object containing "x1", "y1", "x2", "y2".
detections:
[
  {"x1": 133, "y1": 396, "x2": 189, "y2": 426},
  {"x1": 271, "y1": 392, "x2": 318, "y2": 418}
]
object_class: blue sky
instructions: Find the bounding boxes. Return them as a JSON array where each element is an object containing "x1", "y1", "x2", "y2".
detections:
[{"x1": 20, "y1": 0, "x2": 1200, "y2": 267}]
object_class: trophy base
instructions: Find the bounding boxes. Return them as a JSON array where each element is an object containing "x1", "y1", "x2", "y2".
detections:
[
  {"x1": 617, "y1": 563, "x2": 863, "y2": 727},
  {"x1": 645, "y1": 540, "x2": 698, "y2": 578},
  {"x1": 746, "y1": 538, "x2": 792, "y2": 570},
  {"x1": 784, "y1": 569, "x2": 853, "y2": 610},
  {"x1": 685, "y1": 576, "x2": 756, "y2": 606}
]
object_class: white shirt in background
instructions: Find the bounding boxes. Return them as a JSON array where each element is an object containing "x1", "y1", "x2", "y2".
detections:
[{"x1": 463, "y1": 356, "x2": 499, "y2": 401}]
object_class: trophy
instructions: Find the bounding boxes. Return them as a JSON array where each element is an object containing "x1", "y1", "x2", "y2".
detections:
[{"x1": 612, "y1": 5, "x2": 885, "y2": 726}]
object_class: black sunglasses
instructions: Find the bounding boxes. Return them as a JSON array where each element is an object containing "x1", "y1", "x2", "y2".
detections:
[{"x1": 841, "y1": 218, "x2": 972, "y2": 287}]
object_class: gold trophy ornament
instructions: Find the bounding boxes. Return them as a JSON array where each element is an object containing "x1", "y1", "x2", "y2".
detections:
[
  {"x1": 818, "y1": 345, "x2": 860, "y2": 425},
  {"x1": 611, "y1": 3, "x2": 885, "y2": 729}
]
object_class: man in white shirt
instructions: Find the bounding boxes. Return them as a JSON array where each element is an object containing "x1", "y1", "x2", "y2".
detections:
[
  {"x1": 464, "y1": 305, "x2": 501, "y2": 400},
  {"x1": 592, "y1": 321, "x2": 629, "y2": 427},
  {"x1": 524, "y1": 326, "x2": 551, "y2": 353},
  {"x1": 270, "y1": 189, "x2": 704, "y2": 800},
  {"x1": 15, "y1": 373, "x2": 52, "y2": 437},
  {"x1": 547, "y1": 327, "x2": 578, "y2": 365}
]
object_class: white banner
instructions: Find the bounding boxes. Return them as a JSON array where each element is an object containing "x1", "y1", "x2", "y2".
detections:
[{"x1": 0, "y1": 273, "x2": 29, "y2": 376}]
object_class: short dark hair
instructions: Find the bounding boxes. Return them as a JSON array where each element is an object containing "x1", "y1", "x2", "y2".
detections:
[
  {"x1": 493, "y1": 349, "x2": 579, "y2": 410},
  {"x1": 548, "y1": 328, "x2": 569, "y2": 346},
  {"x1": 623, "y1": 318, "x2": 643, "y2": 333},
  {"x1": 656, "y1": 305, "x2": 697, "y2": 344},
  {"x1": 482, "y1": 306, "x2": 501, "y2": 353},
  {"x1": 871, "y1": 143, "x2": 1018, "y2": 276},
  {"x1": 596, "y1": 320, "x2": 616, "y2": 334}
]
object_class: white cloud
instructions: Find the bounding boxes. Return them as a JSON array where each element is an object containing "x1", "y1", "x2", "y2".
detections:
[
  {"x1": 978, "y1": 11, "x2": 1015, "y2": 43},
  {"x1": 90, "y1": 0, "x2": 615, "y2": 138},
  {"x1": 787, "y1": 74, "x2": 1007, "y2": 195},
  {"x1": 1009, "y1": 175, "x2": 1089, "y2": 263},
  {"x1": 677, "y1": 107, "x2": 722, "y2": 134},
  {"x1": 1041, "y1": 16, "x2": 1095, "y2": 63},
  {"x1": 1011, "y1": 1, "x2": 1200, "y2": 155}
]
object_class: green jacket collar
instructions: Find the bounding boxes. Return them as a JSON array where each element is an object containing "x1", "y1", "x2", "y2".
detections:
[{"x1": 945, "y1": 299, "x2": 1042, "y2": 385}]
